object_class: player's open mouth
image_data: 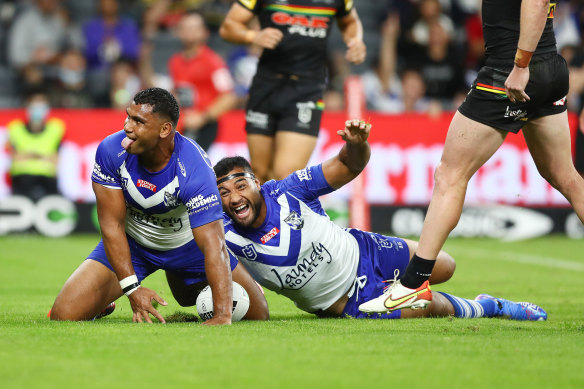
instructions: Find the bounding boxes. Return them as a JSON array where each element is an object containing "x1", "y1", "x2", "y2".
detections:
[
  {"x1": 233, "y1": 204, "x2": 250, "y2": 219},
  {"x1": 121, "y1": 136, "x2": 135, "y2": 150}
]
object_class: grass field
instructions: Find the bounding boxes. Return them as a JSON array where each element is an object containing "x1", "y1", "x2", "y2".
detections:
[{"x1": 1, "y1": 234, "x2": 584, "y2": 389}]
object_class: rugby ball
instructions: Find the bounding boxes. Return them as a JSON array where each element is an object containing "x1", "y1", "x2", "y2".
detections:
[{"x1": 196, "y1": 281, "x2": 250, "y2": 322}]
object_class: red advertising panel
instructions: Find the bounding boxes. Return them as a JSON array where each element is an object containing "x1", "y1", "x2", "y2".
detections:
[{"x1": 0, "y1": 109, "x2": 578, "y2": 206}]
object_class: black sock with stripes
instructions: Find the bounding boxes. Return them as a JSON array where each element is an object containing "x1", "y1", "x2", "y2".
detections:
[{"x1": 399, "y1": 254, "x2": 436, "y2": 289}]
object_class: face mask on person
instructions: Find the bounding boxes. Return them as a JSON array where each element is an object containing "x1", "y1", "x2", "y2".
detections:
[
  {"x1": 27, "y1": 102, "x2": 50, "y2": 124},
  {"x1": 59, "y1": 68, "x2": 85, "y2": 86}
]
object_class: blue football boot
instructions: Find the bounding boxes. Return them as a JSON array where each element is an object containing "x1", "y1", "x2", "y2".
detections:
[{"x1": 475, "y1": 294, "x2": 547, "y2": 321}]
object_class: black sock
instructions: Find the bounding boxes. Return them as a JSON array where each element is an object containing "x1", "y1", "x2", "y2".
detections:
[{"x1": 400, "y1": 254, "x2": 436, "y2": 289}]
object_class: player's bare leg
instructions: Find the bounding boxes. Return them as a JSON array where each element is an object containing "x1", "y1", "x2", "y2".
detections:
[
  {"x1": 272, "y1": 131, "x2": 318, "y2": 180},
  {"x1": 50, "y1": 260, "x2": 122, "y2": 321},
  {"x1": 416, "y1": 113, "x2": 508, "y2": 260},
  {"x1": 401, "y1": 292, "x2": 454, "y2": 318},
  {"x1": 247, "y1": 134, "x2": 274, "y2": 183},
  {"x1": 360, "y1": 113, "x2": 507, "y2": 313},
  {"x1": 523, "y1": 111, "x2": 584, "y2": 223},
  {"x1": 231, "y1": 263, "x2": 269, "y2": 320}
]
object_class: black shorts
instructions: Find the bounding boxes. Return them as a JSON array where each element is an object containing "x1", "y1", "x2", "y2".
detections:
[
  {"x1": 244, "y1": 72, "x2": 326, "y2": 137},
  {"x1": 458, "y1": 53, "x2": 569, "y2": 133}
]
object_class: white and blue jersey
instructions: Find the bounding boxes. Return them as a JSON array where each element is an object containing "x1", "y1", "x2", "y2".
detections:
[
  {"x1": 88, "y1": 130, "x2": 237, "y2": 284},
  {"x1": 224, "y1": 165, "x2": 411, "y2": 318}
]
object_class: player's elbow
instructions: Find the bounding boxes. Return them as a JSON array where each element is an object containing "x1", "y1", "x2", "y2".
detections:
[{"x1": 219, "y1": 22, "x2": 233, "y2": 42}]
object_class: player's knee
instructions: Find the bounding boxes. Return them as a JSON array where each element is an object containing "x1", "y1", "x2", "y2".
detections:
[
  {"x1": 433, "y1": 162, "x2": 467, "y2": 192},
  {"x1": 430, "y1": 251, "x2": 456, "y2": 284},
  {"x1": 49, "y1": 302, "x2": 83, "y2": 321},
  {"x1": 245, "y1": 286, "x2": 269, "y2": 320},
  {"x1": 246, "y1": 297, "x2": 269, "y2": 321},
  {"x1": 544, "y1": 169, "x2": 581, "y2": 195}
]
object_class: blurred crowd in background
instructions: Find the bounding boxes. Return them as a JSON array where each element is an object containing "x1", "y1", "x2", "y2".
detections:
[{"x1": 1, "y1": 0, "x2": 584, "y2": 116}]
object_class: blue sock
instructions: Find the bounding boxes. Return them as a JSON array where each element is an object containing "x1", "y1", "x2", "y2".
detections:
[{"x1": 437, "y1": 292, "x2": 497, "y2": 318}]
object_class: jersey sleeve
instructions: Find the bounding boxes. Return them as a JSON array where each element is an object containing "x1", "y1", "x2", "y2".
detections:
[
  {"x1": 275, "y1": 164, "x2": 334, "y2": 203},
  {"x1": 180, "y1": 146, "x2": 223, "y2": 229},
  {"x1": 91, "y1": 136, "x2": 122, "y2": 189},
  {"x1": 237, "y1": 0, "x2": 262, "y2": 14},
  {"x1": 336, "y1": 0, "x2": 353, "y2": 18}
]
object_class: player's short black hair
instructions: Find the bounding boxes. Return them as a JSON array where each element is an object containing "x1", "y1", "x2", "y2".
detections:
[
  {"x1": 213, "y1": 156, "x2": 254, "y2": 178},
  {"x1": 133, "y1": 88, "x2": 180, "y2": 128}
]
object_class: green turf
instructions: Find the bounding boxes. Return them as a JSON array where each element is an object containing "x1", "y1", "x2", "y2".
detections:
[{"x1": 1, "y1": 234, "x2": 583, "y2": 388}]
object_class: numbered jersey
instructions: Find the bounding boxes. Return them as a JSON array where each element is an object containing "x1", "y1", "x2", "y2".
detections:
[
  {"x1": 224, "y1": 165, "x2": 360, "y2": 312},
  {"x1": 91, "y1": 130, "x2": 222, "y2": 252},
  {"x1": 237, "y1": 0, "x2": 353, "y2": 79}
]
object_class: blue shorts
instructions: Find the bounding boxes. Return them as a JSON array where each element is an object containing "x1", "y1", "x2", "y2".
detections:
[
  {"x1": 87, "y1": 236, "x2": 239, "y2": 286},
  {"x1": 342, "y1": 230, "x2": 410, "y2": 319}
]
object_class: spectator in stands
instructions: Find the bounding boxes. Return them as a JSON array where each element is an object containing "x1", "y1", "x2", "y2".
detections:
[
  {"x1": 7, "y1": 0, "x2": 82, "y2": 90},
  {"x1": 167, "y1": 11, "x2": 238, "y2": 151},
  {"x1": 408, "y1": 0, "x2": 455, "y2": 47},
  {"x1": 83, "y1": 0, "x2": 141, "y2": 70},
  {"x1": 83, "y1": 0, "x2": 141, "y2": 106},
  {"x1": 6, "y1": 87, "x2": 65, "y2": 201},
  {"x1": 109, "y1": 58, "x2": 142, "y2": 110},
  {"x1": 362, "y1": 13, "x2": 433, "y2": 114},
  {"x1": 406, "y1": 21, "x2": 468, "y2": 111},
  {"x1": 49, "y1": 48, "x2": 94, "y2": 108}
]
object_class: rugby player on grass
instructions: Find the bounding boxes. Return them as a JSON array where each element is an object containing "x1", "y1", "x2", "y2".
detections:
[
  {"x1": 214, "y1": 119, "x2": 547, "y2": 321},
  {"x1": 50, "y1": 88, "x2": 268, "y2": 325}
]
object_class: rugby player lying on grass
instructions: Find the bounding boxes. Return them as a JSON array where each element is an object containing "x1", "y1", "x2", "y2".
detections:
[{"x1": 212, "y1": 119, "x2": 547, "y2": 321}]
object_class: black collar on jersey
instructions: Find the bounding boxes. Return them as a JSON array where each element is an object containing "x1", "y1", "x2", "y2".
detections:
[{"x1": 217, "y1": 172, "x2": 255, "y2": 185}]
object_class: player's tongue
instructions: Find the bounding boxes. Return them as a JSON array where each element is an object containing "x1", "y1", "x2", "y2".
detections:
[{"x1": 121, "y1": 137, "x2": 135, "y2": 150}]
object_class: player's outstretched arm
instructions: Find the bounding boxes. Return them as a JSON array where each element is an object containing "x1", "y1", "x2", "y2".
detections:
[
  {"x1": 93, "y1": 182, "x2": 167, "y2": 323},
  {"x1": 219, "y1": 3, "x2": 283, "y2": 49},
  {"x1": 337, "y1": 9, "x2": 366, "y2": 65},
  {"x1": 504, "y1": 0, "x2": 549, "y2": 103},
  {"x1": 321, "y1": 119, "x2": 371, "y2": 189},
  {"x1": 192, "y1": 219, "x2": 233, "y2": 326}
]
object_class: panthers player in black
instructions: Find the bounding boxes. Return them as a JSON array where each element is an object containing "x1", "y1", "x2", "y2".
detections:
[
  {"x1": 219, "y1": 0, "x2": 365, "y2": 183},
  {"x1": 360, "y1": 0, "x2": 584, "y2": 314}
]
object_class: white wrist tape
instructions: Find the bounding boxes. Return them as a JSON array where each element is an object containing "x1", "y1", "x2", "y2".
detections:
[{"x1": 119, "y1": 275, "x2": 140, "y2": 296}]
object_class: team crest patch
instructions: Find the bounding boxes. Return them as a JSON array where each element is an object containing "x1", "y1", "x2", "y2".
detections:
[
  {"x1": 284, "y1": 211, "x2": 304, "y2": 230},
  {"x1": 164, "y1": 190, "x2": 180, "y2": 208},
  {"x1": 242, "y1": 244, "x2": 258, "y2": 260},
  {"x1": 296, "y1": 101, "x2": 315, "y2": 124}
]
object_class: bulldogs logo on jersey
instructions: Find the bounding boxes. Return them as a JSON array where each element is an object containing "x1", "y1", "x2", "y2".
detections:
[
  {"x1": 164, "y1": 190, "x2": 180, "y2": 209},
  {"x1": 284, "y1": 211, "x2": 304, "y2": 230}
]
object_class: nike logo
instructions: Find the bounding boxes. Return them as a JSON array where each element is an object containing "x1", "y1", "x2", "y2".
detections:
[{"x1": 383, "y1": 287, "x2": 429, "y2": 309}]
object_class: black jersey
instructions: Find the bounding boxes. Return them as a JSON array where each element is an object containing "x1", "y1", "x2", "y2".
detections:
[
  {"x1": 237, "y1": 0, "x2": 352, "y2": 79},
  {"x1": 482, "y1": 0, "x2": 557, "y2": 61}
]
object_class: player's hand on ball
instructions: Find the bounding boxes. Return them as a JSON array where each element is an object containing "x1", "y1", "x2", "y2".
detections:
[
  {"x1": 338, "y1": 119, "x2": 371, "y2": 144},
  {"x1": 128, "y1": 286, "x2": 168, "y2": 324}
]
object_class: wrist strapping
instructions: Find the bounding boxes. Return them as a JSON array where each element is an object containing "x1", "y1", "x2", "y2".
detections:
[
  {"x1": 120, "y1": 274, "x2": 140, "y2": 296},
  {"x1": 514, "y1": 48, "x2": 533, "y2": 68}
]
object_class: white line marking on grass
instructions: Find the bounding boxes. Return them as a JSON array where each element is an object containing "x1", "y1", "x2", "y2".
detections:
[{"x1": 453, "y1": 247, "x2": 584, "y2": 272}]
